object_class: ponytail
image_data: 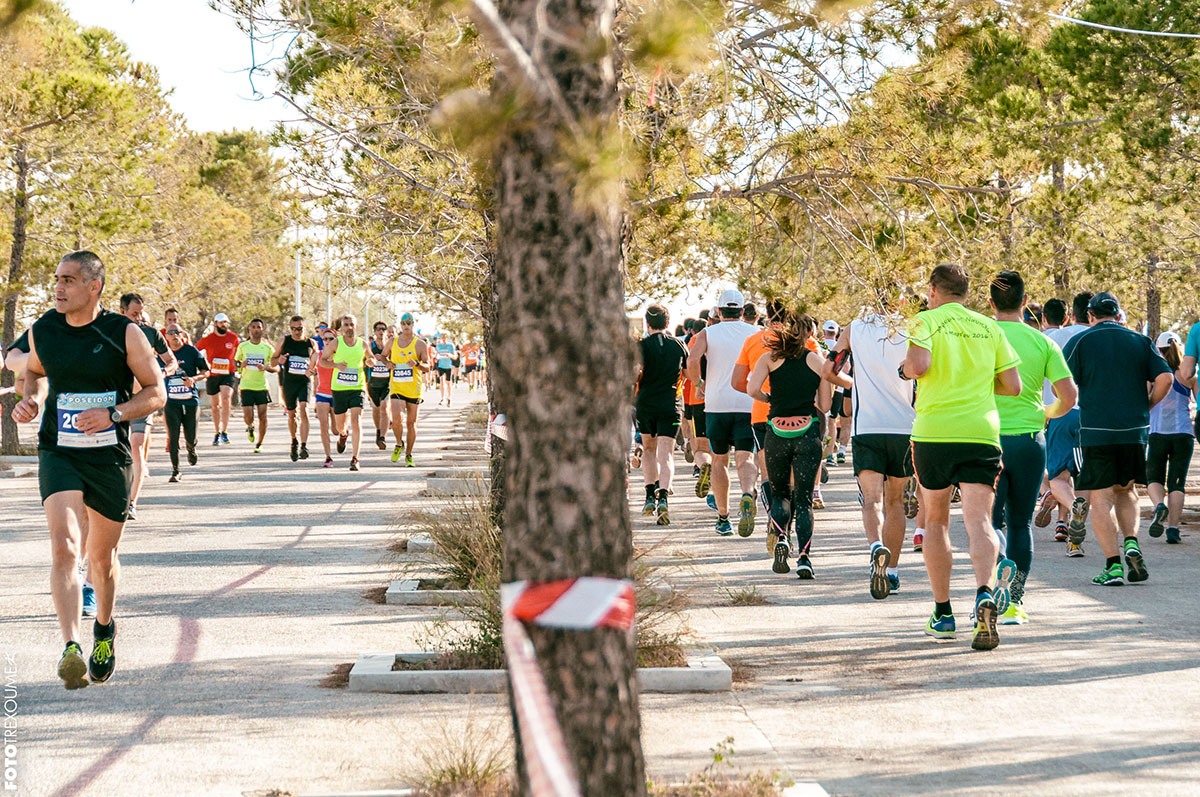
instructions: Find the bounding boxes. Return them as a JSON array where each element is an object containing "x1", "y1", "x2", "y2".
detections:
[{"x1": 1163, "y1": 339, "x2": 1183, "y2": 371}]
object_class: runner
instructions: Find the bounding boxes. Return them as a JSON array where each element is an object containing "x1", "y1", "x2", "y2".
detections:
[
  {"x1": 313, "y1": 325, "x2": 339, "y2": 466},
  {"x1": 235, "y1": 319, "x2": 277, "y2": 453},
  {"x1": 197, "y1": 313, "x2": 240, "y2": 446},
  {"x1": 682, "y1": 324, "x2": 713, "y2": 501},
  {"x1": 162, "y1": 324, "x2": 208, "y2": 481},
  {"x1": 320, "y1": 313, "x2": 372, "y2": 470},
  {"x1": 687, "y1": 289, "x2": 760, "y2": 537},
  {"x1": 119, "y1": 293, "x2": 177, "y2": 520},
  {"x1": 1042, "y1": 292, "x2": 1094, "y2": 554},
  {"x1": 821, "y1": 320, "x2": 850, "y2": 466},
  {"x1": 12, "y1": 251, "x2": 166, "y2": 688},
  {"x1": 989, "y1": 271, "x2": 1077, "y2": 624},
  {"x1": 387, "y1": 313, "x2": 431, "y2": 466},
  {"x1": 748, "y1": 309, "x2": 830, "y2": 577},
  {"x1": 901, "y1": 263, "x2": 1021, "y2": 650},
  {"x1": 273, "y1": 315, "x2": 319, "y2": 462},
  {"x1": 732, "y1": 299, "x2": 786, "y2": 535},
  {"x1": 367, "y1": 321, "x2": 393, "y2": 450},
  {"x1": 463, "y1": 342, "x2": 481, "y2": 392},
  {"x1": 1146, "y1": 332, "x2": 1192, "y2": 545},
  {"x1": 434, "y1": 337, "x2": 455, "y2": 405},
  {"x1": 162, "y1": 307, "x2": 179, "y2": 334},
  {"x1": 636, "y1": 304, "x2": 688, "y2": 526},
  {"x1": 824, "y1": 297, "x2": 916, "y2": 599},
  {"x1": 1062, "y1": 292, "x2": 1173, "y2": 586}
]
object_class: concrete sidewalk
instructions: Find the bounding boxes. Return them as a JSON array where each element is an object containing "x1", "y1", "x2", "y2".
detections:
[{"x1": 2, "y1": 385, "x2": 1199, "y2": 795}]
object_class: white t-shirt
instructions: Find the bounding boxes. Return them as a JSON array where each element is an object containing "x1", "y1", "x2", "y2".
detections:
[
  {"x1": 703, "y1": 320, "x2": 758, "y2": 413},
  {"x1": 1043, "y1": 324, "x2": 1089, "y2": 404},
  {"x1": 848, "y1": 315, "x2": 916, "y2": 436}
]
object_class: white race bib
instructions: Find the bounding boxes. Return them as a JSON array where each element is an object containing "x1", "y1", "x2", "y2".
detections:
[
  {"x1": 392, "y1": 365, "x2": 414, "y2": 382},
  {"x1": 287, "y1": 355, "x2": 309, "y2": 376},
  {"x1": 167, "y1": 377, "x2": 193, "y2": 401},
  {"x1": 211, "y1": 357, "x2": 231, "y2": 375},
  {"x1": 370, "y1": 363, "x2": 390, "y2": 379},
  {"x1": 335, "y1": 369, "x2": 360, "y2": 387},
  {"x1": 56, "y1": 392, "x2": 117, "y2": 449},
  {"x1": 245, "y1": 355, "x2": 265, "y2": 370}
]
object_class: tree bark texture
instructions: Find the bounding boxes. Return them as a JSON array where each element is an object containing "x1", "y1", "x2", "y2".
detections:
[
  {"x1": 2, "y1": 143, "x2": 29, "y2": 455},
  {"x1": 1146, "y1": 254, "x2": 1161, "y2": 340},
  {"x1": 1051, "y1": 158, "x2": 1069, "y2": 298},
  {"x1": 489, "y1": 0, "x2": 645, "y2": 793}
]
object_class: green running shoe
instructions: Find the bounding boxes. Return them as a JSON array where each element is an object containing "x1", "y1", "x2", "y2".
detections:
[
  {"x1": 971, "y1": 593, "x2": 1000, "y2": 651},
  {"x1": 88, "y1": 621, "x2": 116, "y2": 684},
  {"x1": 1092, "y1": 562, "x2": 1124, "y2": 586},
  {"x1": 695, "y1": 463, "x2": 711, "y2": 498},
  {"x1": 925, "y1": 612, "x2": 955, "y2": 640},
  {"x1": 405, "y1": 454, "x2": 414, "y2": 467},
  {"x1": 1000, "y1": 602, "x2": 1028, "y2": 625},
  {"x1": 656, "y1": 495, "x2": 670, "y2": 526},
  {"x1": 58, "y1": 642, "x2": 89, "y2": 690},
  {"x1": 1124, "y1": 539, "x2": 1149, "y2": 583},
  {"x1": 642, "y1": 496, "x2": 656, "y2": 516},
  {"x1": 391, "y1": 445, "x2": 403, "y2": 463},
  {"x1": 737, "y1": 492, "x2": 756, "y2": 537},
  {"x1": 715, "y1": 516, "x2": 733, "y2": 536}
]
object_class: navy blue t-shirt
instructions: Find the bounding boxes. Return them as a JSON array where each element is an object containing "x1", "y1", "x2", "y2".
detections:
[
  {"x1": 165, "y1": 344, "x2": 208, "y2": 407},
  {"x1": 1063, "y1": 321, "x2": 1171, "y2": 446}
]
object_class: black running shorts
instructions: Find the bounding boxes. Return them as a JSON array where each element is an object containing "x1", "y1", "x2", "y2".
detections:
[
  {"x1": 367, "y1": 380, "x2": 390, "y2": 407},
  {"x1": 1146, "y1": 434, "x2": 1193, "y2": 493},
  {"x1": 1077, "y1": 443, "x2": 1147, "y2": 491},
  {"x1": 853, "y1": 434, "x2": 913, "y2": 479},
  {"x1": 912, "y1": 441, "x2": 1001, "y2": 491},
  {"x1": 240, "y1": 389, "x2": 270, "y2": 407},
  {"x1": 684, "y1": 403, "x2": 706, "y2": 438},
  {"x1": 206, "y1": 374, "x2": 236, "y2": 395},
  {"x1": 635, "y1": 407, "x2": 680, "y2": 438},
  {"x1": 391, "y1": 394, "x2": 421, "y2": 406},
  {"x1": 706, "y1": 411, "x2": 756, "y2": 456},
  {"x1": 281, "y1": 378, "x2": 310, "y2": 411},
  {"x1": 38, "y1": 449, "x2": 133, "y2": 523},
  {"x1": 436, "y1": 367, "x2": 452, "y2": 381},
  {"x1": 332, "y1": 390, "x2": 364, "y2": 414}
]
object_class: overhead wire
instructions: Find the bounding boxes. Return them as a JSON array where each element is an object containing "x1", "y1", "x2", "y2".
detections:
[{"x1": 996, "y1": 0, "x2": 1200, "y2": 39}]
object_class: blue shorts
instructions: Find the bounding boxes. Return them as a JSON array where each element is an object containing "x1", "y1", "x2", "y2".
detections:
[
  {"x1": 316, "y1": 393, "x2": 333, "y2": 406},
  {"x1": 1046, "y1": 408, "x2": 1082, "y2": 479}
]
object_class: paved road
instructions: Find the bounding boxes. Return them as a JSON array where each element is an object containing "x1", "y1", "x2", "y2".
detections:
[{"x1": 3, "y1": 387, "x2": 1199, "y2": 795}]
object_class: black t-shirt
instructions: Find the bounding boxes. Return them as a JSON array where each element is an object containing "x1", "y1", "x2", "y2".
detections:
[
  {"x1": 368, "y1": 339, "x2": 390, "y2": 383},
  {"x1": 9, "y1": 330, "x2": 29, "y2": 354},
  {"x1": 637, "y1": 332, "x2": 688, "y2": 413},
  {"x1": 33, "y1": 308, "x2": 136, "y2": 465},
  {"x1": 165, "y1": 344, "x2": 207, "y2": 406},
  {"x1": 140, "y1": 323, "x2": 168, "y2": 356},
  {"x1": 281, "y1": 335, "x2": 317, "y2": 382},
  {"x1": 1063, "y1": 321, "x2": 1172, "y2": 446}
]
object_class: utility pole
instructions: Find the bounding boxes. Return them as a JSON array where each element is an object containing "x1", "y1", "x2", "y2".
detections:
[
  {"x1": 294, "y1": 249, "x2": 302, "y2": 315},
  {"x1": 326, "y1": 270, "x2": 332, "y2": 326}
]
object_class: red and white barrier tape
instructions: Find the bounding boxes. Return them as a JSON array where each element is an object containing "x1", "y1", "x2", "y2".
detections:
[{"x1": 501, "y1": 577, "x2": 636, "y2": 797}]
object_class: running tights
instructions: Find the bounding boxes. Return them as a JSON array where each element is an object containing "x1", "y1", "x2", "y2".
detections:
[
  {"x1": 764, "y1": 424, "x2": 822, "y2": 553},
  {"x1": 166, "y1": 402, "x2": 198, "y2": 471},
  {"x1": 992, "y1": 432, "x2": 1045, "y2": 584}
]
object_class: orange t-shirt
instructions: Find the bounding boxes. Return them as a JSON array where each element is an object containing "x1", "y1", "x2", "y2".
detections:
[
  {"x1": 734, "y1": 330, "x2": 820, "y2": 423},
  {"x1": 683, "y1": 335, "x2": 700, "y2": 406}
]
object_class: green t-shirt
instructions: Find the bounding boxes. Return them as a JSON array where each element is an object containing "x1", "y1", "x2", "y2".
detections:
[
  {"x1": 236, "y1": 340, "x2": 275, "y2": 391},
  {"x1": 908, "y1": 302, "x2": 1020, "y2": 446},
  {"x1": 995, "y1": 321, "x2": 1072, "y2": 435}
]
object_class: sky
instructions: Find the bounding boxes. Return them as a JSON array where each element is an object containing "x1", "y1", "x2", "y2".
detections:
[{"x1": 59, "y1": 0, "x2": 289, "y2": 133}]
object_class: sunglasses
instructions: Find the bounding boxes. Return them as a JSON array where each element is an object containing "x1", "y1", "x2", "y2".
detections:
[
  {"x1": 290, "y1": 326, "x2": 304, "y2": 331},
  {"x1": 166, "y1": 331, "x2": 182, "y2": 336},
  {"x1": 322, "y1": 336, "x2": 335, "y2": 342}
]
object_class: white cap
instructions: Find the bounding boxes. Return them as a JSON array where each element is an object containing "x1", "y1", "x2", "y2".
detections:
[
  {"x1": 823, "y1": 320, "x2": 839, "y2": 332},
  {"x1": 718, "y1": 289, "x2": 745, "y2": 309},
  {"x1": 214, "y1": 312, "x2": 230, "y2": 323},
  {"x1": 1156, "y1": 330, "x2": 1181, "y2": 348}
]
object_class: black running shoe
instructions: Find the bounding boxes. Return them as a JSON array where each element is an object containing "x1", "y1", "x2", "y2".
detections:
[
  {"x1": 291, "y1": 438, "x2": 299, "y2": 462},
  {"x1": 349, "y1": 457, "x2": 360, "y2": 472},
  {"x1": 169, "y1": 470, "x2": 180, "y2": 483},
  {"x1": 870, "y1": 545, "x2": 891, "y2": 600},
  {"x1": 337, "y1": 433, "x2": 348, "y2": 454},
  {"x1": 299, "y1": 443, "x2": 309, "y2": 460},
  {"x1": 1167, "y1": 527, "x2": 1182, "y2": 544},
  {"x1": 88, "y1": 621, "x2": 116, "y2": 683},
  {"x1": 795, "y1": 555, "x2": 814, "y2": 580},
  {"x1": 820, "y1": 466, "x2": 829, "y2": 485},
  {"x1": 187, "y1": 446, "x2": 198, "y2": 466},
  {"x1": 376, "y1": 432, "x2": 386, "y2": 451},
  {"x1": 1148, "y1": 503, "x2": 1167, "y2": 538},
  {"x1": 1124, "y1": 539, "x2": 1149, "y2": 583},
  {"x1": 772, "y1": 542, "x2": 791, "y2": 574},
  {"x1": 58, "y1": 642, "x2": 88, "y2": 690}
]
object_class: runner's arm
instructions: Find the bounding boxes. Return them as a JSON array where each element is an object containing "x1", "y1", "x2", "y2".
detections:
[
  {"x1": 811, "y1": 352, "x2": 833, "y2": 414},
  {"x1": 994, "y1": 366, "x2": 1021, "y2": 397},
  {"x1": 1045, "y1": 376, "x2": 1077, "y2": 420},
  {"x1": 686, "y1": 330, "x2": 706, "y2": 385},
  {"x1": 159, "y1": 343, "x2": 179, "y2": 376},
  {"x1": 318, "y1": 338, "x2": 339, "y2": 370},
  {"x1": 1148, "y1": 371, "x2": 1174, "y2": 409},
  {"x1": 415, "y1": 339, "x2": 432, "y2": 372},
  {"x1": 901, "y1": 342, "x2": 930, "y2": 380},
  {"x1": 271, "y1": 336, "x2": 286, "y2": 365},
  {"x1": 746, "y1": 353, "x2": 771, "y2": 403},
  {"x1": 10, "y1": 333, "x2": 47, "y2": 423},
  {"x1": 1181, "y1": 355, "x2": 1197, "y2": 387}
]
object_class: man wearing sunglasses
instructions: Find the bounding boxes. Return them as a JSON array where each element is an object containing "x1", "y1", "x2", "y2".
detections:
[
  {"x1": 273, "y1": 315, "x2": 320, "y2": 462},
  {"x1": 386, "y1": 313, "x2": 431, "y2": 466}
]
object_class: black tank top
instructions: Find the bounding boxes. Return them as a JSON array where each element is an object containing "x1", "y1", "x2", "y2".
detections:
[
  {"x1": 34, "y1": 308, "x2": 136, "y2": 465},
  {"x1": 280, "y1": 335, "x2": 314, "y2": 381},
  {"x1": 767, "y1": 354, "x2": 821, "y2": 419}
]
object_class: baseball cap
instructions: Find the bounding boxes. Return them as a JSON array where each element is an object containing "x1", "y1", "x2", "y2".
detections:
[
  {"x1": 1156, "y1": 331, "x2": 1181, "y2": 349},
  {"x1": 822, "y1": 320, "x2": 838, "y2": 333},
  {"x1": 1087, "y1": 291, "x2": 1120, "y2": 316},
  {"x1": 214, "y1": 312, "x2": 230, "y2": 323},
  {"x1": 718, "y1": 289, "x2": 744, "y2": 309}
]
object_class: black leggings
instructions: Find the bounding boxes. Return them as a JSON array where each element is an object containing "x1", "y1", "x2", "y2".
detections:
[
  {"x1": 1146, "y1": 433, "x2": 1194, "y2": 493},
  {"x1": 166, "y1": 402, "x2": 198, "y2": 471},
  {"x1": 765, "y1": 423, "x2": 822, "y2": 553}
]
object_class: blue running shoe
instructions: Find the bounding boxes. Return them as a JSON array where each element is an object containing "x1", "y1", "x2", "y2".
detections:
[
  {"x1": 715, "y1": 516, "x2": 733, "y2": 536},
  {"x1": 1149, "y1": 503, "x2": 1167, "y2": 538},
  {"x1": 886, "y1": 573, "x2": 900, "y2": 593},
  {"x1": 81, "y1": 584, "x2": 96, "y2": 618},
  {"x1": 925, "y1": 612, "x2": 955, "y2": 640},
  {"x1": 993, "y1": 558, "x2": 1017, "y2": 615},
  {"x1": 706, "y1": 493, "x2": 718, "y2": 512}
]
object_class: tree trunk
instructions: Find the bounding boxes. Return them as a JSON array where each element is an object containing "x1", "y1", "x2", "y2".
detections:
[
  {"x1": 2, "y1": 143, "x2": 29, "y2": 455},
  {"x1": 489, "y1": 0, "x2": 645, "y2": 792},
  {"x1": 480, "y1": 234, "x2": 506, "y2": 526},
  {"x1": 1146, "y1": 254, "x2": 1161, "y2": 340},
  {"x1": 1051, "y1": 158, "x2": 1069, "y2": 298}
]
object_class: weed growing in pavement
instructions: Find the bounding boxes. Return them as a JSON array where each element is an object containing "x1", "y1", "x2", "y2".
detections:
[
  {"x1": 725, "y1": 586, "x2": 770, "y2": 606},
  {"x1": 463, "y1": 404, "x2": 489, "y2": 429},
  {"x1": 363, "y1": 586, "x2": 388, "y2": 604},
  {"x1": 648, "y1": 736, "x2": 794, "y2": 796},
  {"x1": 415, "y1": 700, "x2": 513, "y2": 796},
  {"x1": 317, "y1": 663, "x2": 353, "y2": 689}
]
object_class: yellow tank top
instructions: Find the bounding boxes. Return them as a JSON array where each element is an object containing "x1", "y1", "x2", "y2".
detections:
[
  {"x1": 390, "y1": 337, "x2": 422, "y2": 398},
  {"x1": 331, "y1": 336, "x2": 366, "y2": 391}
]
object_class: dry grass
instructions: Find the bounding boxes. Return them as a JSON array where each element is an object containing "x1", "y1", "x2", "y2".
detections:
[
  {"x1": 463, "y1": 405, "x2": 489, "y2": 428},
  {"x1": 649, "y1": 737, "x2": 792, "y2": 796},
  {"x1": 725, "y1": 586, "x2": 770, "y2": 607},
  {"x1": 415, "y1": 700, "x2": 512, "y2": 796},
  {"x1": 317, "y1": 662, "x2": 353, "y2": 689},
  {"x1": 388, "y1": 537, "x2": 410, "y2": 554},
  {"x1": 363, "y1": 586, "x2": 388, "y2": 604},
  {"x1": 724, "y1": 657, "x2": 755, "y2": 684}
]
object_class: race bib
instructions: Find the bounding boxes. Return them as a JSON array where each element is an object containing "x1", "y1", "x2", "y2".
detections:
[
  {"x1": 335, "y1": 369, "x2": 360, "y2": 387},
  {"x1": 245, "y1": 355, "x2": 265, "y2": 370},
  {"x1": 211, "y1": 357, "x2": 231, "y2": 375},
  {"x1": 370, "y1": 363, "x2": 390, "y2": 379},
  {"x1": 393, "y1": 365, "x2": 414, "y2": 382},
  {"x1": 167, "y1": 377, "x2": 193, "y2": 401},
  {"x1": 287, "y1": 355, "x2": 309, "y2": 376},
  {"x1": 56, "y1": 392, "x2": 117, "y2": 449}
]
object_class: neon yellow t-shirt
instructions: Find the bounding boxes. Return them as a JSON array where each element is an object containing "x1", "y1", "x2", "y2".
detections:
[
  {"x1": 908, "y1": 302, "x2": 1020, "y2": 446},
  {"x1": 236, "y1": 340, "x2": 275, "y2": 392},
  {"x1": 996, "y1": 321, "x2": 1072, "y2": 435}
]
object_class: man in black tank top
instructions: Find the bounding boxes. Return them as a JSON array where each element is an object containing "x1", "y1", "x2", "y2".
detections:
[
  {"x1": 12, "y1": 251, "x2": 167, "y2": 690},
  {"x1": 367, "y1": 322, "x2": 393, "y2": 450},
  {"x1": 273, "y1": 315, "x2": 319, "y2": 461}
]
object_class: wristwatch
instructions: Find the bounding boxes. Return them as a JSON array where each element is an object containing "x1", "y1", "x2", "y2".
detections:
[
  {"x1": 897, "y1": 363, "x2": 911, "y2": 381},
  {"x1": 109, "y1": 408, "x2": 123, "y2": 424}
]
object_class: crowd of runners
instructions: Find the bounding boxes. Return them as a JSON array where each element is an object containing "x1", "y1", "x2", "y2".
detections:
[
  {"x1": 0, "y1": 251, "x2": 483, "y2": 690},
  {"x1": 633, "y1": 264, "x2": 1192, "y2": 652}
]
